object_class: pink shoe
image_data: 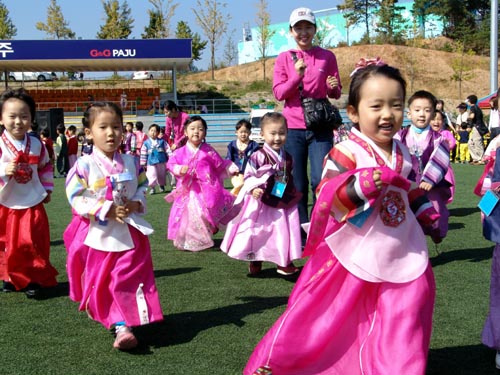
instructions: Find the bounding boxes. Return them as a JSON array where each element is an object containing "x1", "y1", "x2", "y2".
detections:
[{"x1": 113, "y1": 325, "x2": 138, "y2": 350}]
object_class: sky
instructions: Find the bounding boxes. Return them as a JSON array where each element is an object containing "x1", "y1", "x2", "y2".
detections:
[{"x1": 2, "y1": 0, "x2": 339, "y2": 75}]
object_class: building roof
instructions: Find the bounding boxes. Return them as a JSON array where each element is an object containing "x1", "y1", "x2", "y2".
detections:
[{"x1": 0, "y1": 39, "x2": 192, "y2": 72}]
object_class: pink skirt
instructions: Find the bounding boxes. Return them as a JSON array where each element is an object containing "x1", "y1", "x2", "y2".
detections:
[
  {"x1": 146, "y1": 163, "x2": 167, "y2": 187},
  {"x1": 64, "y1": 216, "x2": 164, "y2": 329},
  {"x1": 244, "y1": 242, "x2": 435, "y2": 375}
]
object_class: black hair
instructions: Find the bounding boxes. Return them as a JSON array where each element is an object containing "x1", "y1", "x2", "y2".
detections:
[
  {"x1": 0, "y1": 88, "x2": 36, "y2": 121},
  {"x1": 348, "y1": 64, "x2": 407, "y2": 111},
  {"x1": 56, "y1": 123, "x2": 66, "y2": 134},
  {"x1": 467, "y1": 95, "x2": 478, "y2": 105},
  {"x1": 408, "y1": 90, "x2": 437, "y2": 108},
  {"x1": 68, "y1": 125, "x2": 77, "y2": 133},
  {"x1": 149, "y1": 123, "x2": 160, "y2": 132},
  {"x1": 184, "y1": 115, "x2": 208, "y2": 131},
  {"x1": 432, "y1": 110, "x2": 445, "y2": 120},
  {"x1": 135, "y1": 121, "x2": 144, "y2": 131},
  {"x1": 236, "y1": 119, "x2": 252, "y2": 131},
  {"x1": 260, "y1": 112, "x2": 287, "y2": 129},
  {"x1": 82, "y1": 101, "x2": 123, "y2": 129},
  {"x1": 164, "y1": 100, "x2": 182, "y2": 112},
  {"x1": 40, "y1": 128, "x2": 50, "y2": 138}
]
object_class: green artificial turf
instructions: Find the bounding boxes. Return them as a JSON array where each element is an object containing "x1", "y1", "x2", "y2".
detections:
[{"x1": 0, "y1": 163, "x2": 498, "y2": 374}]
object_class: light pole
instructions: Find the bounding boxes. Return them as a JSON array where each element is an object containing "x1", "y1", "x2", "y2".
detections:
[{"x1": 491, "y1": 0, "x2": 498, "y2": 93}]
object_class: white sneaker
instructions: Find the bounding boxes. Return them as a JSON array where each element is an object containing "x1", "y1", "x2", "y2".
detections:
[
  {"x1": 495, "y1": 351, "x2": 500, "y2": 369},
  {"x1": 149, "y1": 188, "x2": 155, "y2": 195},
  {"x1": 113, "y1": 325, "x2": 138, "y2": 350}
]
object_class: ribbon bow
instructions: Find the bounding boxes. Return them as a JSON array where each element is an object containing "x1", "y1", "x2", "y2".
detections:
[
  {"x1": 350, "y1": 57, "x2": 387, "y2": 77},
  {"x1": 13, "y1": 152, "x2": 33, "y2": 184}
]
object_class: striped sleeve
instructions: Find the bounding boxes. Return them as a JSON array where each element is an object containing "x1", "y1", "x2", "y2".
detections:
[
  {"x1": 65, "y1": 158, "x2": 106, "y2": 221},
  {"x1": 421, "y1": 138, "x2": 450, "y2": 186}
]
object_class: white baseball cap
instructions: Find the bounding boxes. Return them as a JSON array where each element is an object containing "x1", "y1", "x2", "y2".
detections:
[{"x1": 289, "y1": 7, "x2": 316, "y2": 27}]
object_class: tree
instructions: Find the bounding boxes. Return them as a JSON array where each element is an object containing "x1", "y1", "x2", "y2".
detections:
[
  {"x1": 374, "y1": 0, "x2": 407, "y2": 44},
  {"x1": 175, "y1": 21, "x2": 207, "y2": 70},
  {"x1": 193, "y1": 0, "x2": 231, "y2": 79},
  {"x1": 142, "y1": 0, "x2": 179, "y2": 39},
  {"x1": 450, "y1": 23, "x2": 476, "y2": 98},
  {"x1": 36, "y1": 0, "x2": 75, "y2": 39},
  {"x1": 222, "y1": 33, "x2": 237, "y2": 67},
  {"x1": 0, "y1": 1, "x2": 16, "y2": 39},
  {"x1": 254, "y1": 0, "x2": 275, "y2": 81},
  {"x1": 338, "y1": 0, "x2": 380, "y2": 43},
  {"x1": 314, "y1": 19, "x2": 334, "y2": 48},
  {"x1": 97, "y1": 0, "x2": 134, "y2": 39}
]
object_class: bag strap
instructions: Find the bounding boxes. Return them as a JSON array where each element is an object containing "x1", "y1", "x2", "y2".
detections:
[{"x1": 290, "y1": 52, "x2": 304, "y2": 99}]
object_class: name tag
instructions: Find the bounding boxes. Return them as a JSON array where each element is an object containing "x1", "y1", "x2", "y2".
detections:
[
  {"x1": 271, "y1": 180, "x2": 286, "y2": 198},
  {"x1": 113, "y1": 172, "x2": 134, "y2": 183}
]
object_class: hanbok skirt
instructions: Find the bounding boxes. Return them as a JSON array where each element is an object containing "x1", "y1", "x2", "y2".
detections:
[
  {"x1": 146, "y1": 162, "x2": 167, "y2": 187},
  {"x1": 221, "y1": 197, "x2": 302, "y2": 267},
  {"x1": 244, "y1": 242, "x2": 435, "y2": 375},
  {"x1": 0, "y1": 203, "x2": 58, "y2": 290},
  {"x1": 64, "y1": 216, "x2": 163, "y2": 329},
  {"x1": 482, "y1": 244, "x2": 500, "y2": 349}
]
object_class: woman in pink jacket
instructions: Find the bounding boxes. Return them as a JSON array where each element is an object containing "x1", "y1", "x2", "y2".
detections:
[{"x1": 273, "y1": 7, "x2": 342, "y2": 239}]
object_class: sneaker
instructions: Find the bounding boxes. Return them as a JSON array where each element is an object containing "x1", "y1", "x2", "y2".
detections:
[
  {"x1": 496, "y1": 351, "x2": 500, "y2": 369},
  {"x1": 24, "y1": 283, "x2": 41, "y2": 299},
  {"x1": 277, "y1": 264, "x2": 299, "y2": 276},
  {"x1": 113, "y1": 325, "x2": 138, "y2": 350},
  {"x1": 159, "y1": 186, "x2": 165, "y2": 193},
  {"x1": 2, "y1": 281, "x2": 15, "y2": 293},
  {"x1": 149, "y1": 188, "x2": 155, "y2": 195},
  {"x1": 248, "y1": 261, "x2": 263, "y2": 275}
]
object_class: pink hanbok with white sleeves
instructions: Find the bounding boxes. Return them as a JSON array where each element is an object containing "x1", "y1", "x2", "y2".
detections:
[
  {"x1": 63, "y1": 150, "x2": 163, "y2": 329},
  {"x1": 166, "y1": 142, "x2": 237, "y2": 251},
  {"x1": 245, "y1": 128, "x2": 438, "y2": 375},
  {"x1": 220, "y1": 143, "x2": 302, "y2": 267}
]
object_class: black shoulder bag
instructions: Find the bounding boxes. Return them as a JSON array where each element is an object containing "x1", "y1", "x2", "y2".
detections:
[{"x1": 291, "y1": 52, "x2": 343, "y2": 133}]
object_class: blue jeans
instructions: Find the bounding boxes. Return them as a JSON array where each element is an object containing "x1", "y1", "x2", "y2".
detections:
[{"x1": 285, "y1": 129, "x2": 333, "y2": 225}]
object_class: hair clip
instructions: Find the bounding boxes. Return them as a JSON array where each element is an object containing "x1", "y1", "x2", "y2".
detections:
[{"x1": 350, "y1": 57, "x2": 387, "y2": 77}]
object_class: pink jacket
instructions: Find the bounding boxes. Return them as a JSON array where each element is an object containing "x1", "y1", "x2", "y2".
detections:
[{"x1": 273, "y1": 46, "x2": 342, "y2": 130}]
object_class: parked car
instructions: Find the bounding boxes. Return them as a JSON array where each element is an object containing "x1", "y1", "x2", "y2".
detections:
[
  {"x1": 8, "y1": 72, "x2": 54, "y2": 81},
  {"x1": 132, "y1": 71, "x2": 163, "y2": 80},
  {"x1": 249, "y1": 108, "x2": 275, "y2": 144}
]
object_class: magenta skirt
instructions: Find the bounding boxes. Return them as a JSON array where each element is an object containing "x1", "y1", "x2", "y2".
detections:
[
  {"x1": 64, "y1": 216, "x2": 164, "y2": 329},
  {"x1": 244, "y1": 242, "x2": 435, "y2": 375}
]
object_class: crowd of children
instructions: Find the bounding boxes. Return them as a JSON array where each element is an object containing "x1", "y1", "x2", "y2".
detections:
[{"x1": 1, "y1": 50, "x2": 500, "y2": 370}]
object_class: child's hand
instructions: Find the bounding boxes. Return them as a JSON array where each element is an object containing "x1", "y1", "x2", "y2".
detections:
[
  {"x1": 124, "y1": 200, "x2": 142, "y2": 215},
  {"x1": 419, "y1": 181, "x2": 433, "y2": 191},
  {"x1": 373, "y1": 169, "x2": 383, "y2": 190},
  {"x1": 179, "y1": 165, "x2": 188, "y2": 176},
  {"x1": 5, "y1": 161, "x2": 16, "y2": 176},
  {"x1": 43, "y1": 191, "x2": 52, "y2": 204},
  {"x1": 107, "y1": 204, "x2": 127, "y2": 224},
  {"x1": 252, "y1": 188, "x2": 264, "y2": 200}
]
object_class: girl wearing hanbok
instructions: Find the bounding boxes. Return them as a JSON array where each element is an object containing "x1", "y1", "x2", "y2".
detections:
[
  {"x1": 245, "y1": 60, "x2": 439, "y2": 375},
  {"x1": 64, "y1": 102, "x2": 163, "y2": 351},
  {"x1": 221, "y1": 112, "x2": 302, "y2": 275},
  {"x1": 166, "y1": 115, "x2": 239, "y2": 251},
  {"x1": 0, "y1": 88, "x2": 58, "y2": 297}
]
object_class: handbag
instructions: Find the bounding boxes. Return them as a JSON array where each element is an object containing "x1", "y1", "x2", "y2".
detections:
[{"x1": 291, "y1": 52, "x2": 343, "y2": 133}]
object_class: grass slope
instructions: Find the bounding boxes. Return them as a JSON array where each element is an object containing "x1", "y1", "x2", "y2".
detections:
[{"x1": 0, "y1": 163, "x2": 497, "y2": 374}]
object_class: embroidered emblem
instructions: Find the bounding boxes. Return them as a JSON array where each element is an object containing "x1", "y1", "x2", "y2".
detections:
[
  {"x1": 380, "y1": 190, "x2": 405, "y2": 227},
  {"x1": 253, "y1": 365, "x2": 273, "y2": 375}
]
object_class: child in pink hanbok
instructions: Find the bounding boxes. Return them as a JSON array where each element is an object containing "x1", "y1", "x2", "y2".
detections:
[
  {"x1": 166, "y1": 115, "x2": 239, "y2": 251},
  {"x1": 64, "y1": 102, "x2": 163, "y2": 351},
  {"x1": 245, "y1": 60, "x2": 439, "y2": 375},
  {"x1": 221, "y1": 112, "x2": 302, "y2": 275},
  {"x1": 397, "y1": 90, "x2": 453, "y2": 244}
]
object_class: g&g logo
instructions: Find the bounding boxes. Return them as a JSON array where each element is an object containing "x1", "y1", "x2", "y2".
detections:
[{"x1": 90, "y1": 49, "x2": 136, "y2": 58}]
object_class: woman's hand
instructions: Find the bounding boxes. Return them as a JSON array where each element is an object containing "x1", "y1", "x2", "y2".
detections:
[
  {"x1": 179, "y1": 165, "x2": 188, "y2": 176},
  {"x1": 327, "y1": 75, "x2": 338, "y2": 89},
  {"x1": 294, "y1": 58, "x2": 306, "y2": 76}
]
